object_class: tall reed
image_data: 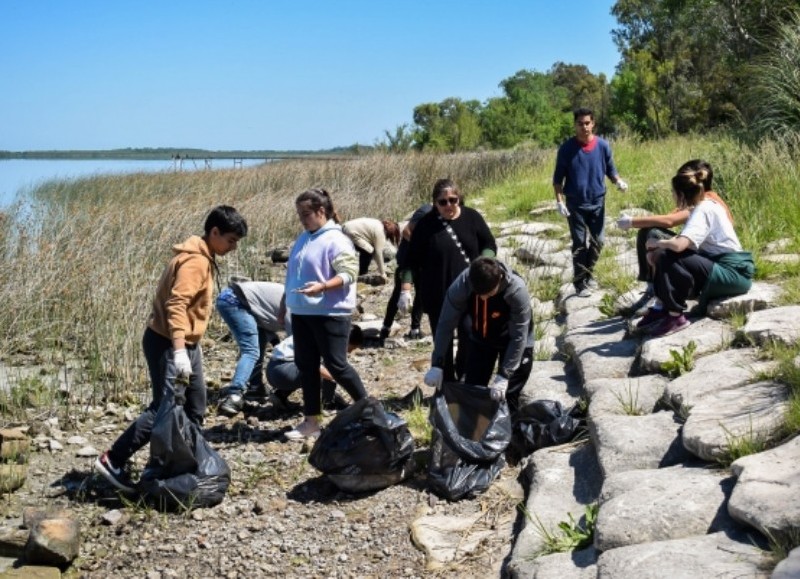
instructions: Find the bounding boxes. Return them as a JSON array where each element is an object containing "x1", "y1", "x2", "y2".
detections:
[{"x1": 0, "y1": 151, "x2": 545, "y2": 402}]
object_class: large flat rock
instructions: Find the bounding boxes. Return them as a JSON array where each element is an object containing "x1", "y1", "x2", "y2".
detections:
[
  {"x1": 662, "y1": 347, "x2": 776, "y2": 413},
  {"x1": 589, "y1": 411, "x2": 691, "y2": 477},
  {"x1": 682, "y1": 380, "x2": 790, "y2": 461},
  {"x1": 728, "y1": 435, "x2": 800, "y2": 538},
  {"x1": 740, "y1": 305, "x2": 800, "y2": 347},
  {"x1": 518, "y1": 361, "x2": 583, "y2": 411},
  {"x1": 596, "y1": 530, "x2": 771, "y2": 578},
  {"x1": 524, "y1": 546, "x2": 597, "y2": 579},
  {"x1": 564, "y1": 318, "x2": 638, "y2": 381},
  {"x1": 586, "y1": 375, "x2": 668, "y2": 417},
  {"x1": 507, "y1": 443, "x2": 602, "y2": 579},
  {"x1": 595, "y1": 465, "x2": 738, "y2": 551},
  {"x1": 638, "y1": 317, "x2": 734, "y2": 373},
  {"x1": 706, "y1": 281, "x2": 782, "y2": 319}
]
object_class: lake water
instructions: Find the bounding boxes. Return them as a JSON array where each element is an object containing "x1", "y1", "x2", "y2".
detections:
[{"x1": 0, "y1": 158, "x2": 266, "y2": 207}]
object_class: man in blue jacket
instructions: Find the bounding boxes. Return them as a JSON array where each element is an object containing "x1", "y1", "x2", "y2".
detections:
[{"x1": 423, "y1": 257, "x2": 533, "y2": 410}]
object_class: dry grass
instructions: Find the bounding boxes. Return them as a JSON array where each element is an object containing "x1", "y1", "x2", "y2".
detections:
[{"x1": 0, "y1": 150, "x2": 546, "y2": 403}]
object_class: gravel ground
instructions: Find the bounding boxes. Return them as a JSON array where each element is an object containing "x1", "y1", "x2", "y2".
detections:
[{"x1": 2, "y1": 278, "x2": 525, "y2": 578}]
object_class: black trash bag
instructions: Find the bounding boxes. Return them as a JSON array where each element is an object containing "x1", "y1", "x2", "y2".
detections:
[
  {"x1": 427, "y1": 382, "x2": 512, "y2": 501},
  {"x1": 139, "y1": 391, "x2": 231, "y2": 511},
  {"x1": 508, "y1": 400, "x2": 584, "y2": 462},
  {"x1": 309, "y1": 396, "x2": 415, "y2": 493}
]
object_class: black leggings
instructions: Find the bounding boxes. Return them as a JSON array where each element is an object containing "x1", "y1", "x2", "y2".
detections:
[
  {"x1": 383, "y1": 269, "x2": 424, "y2": 330},
  {"x1": 291, "y1": 314, "x2": 366, "y2": 416},
  {"x1": 653, "y1": 249, "x2": 713, "y2": 313}
]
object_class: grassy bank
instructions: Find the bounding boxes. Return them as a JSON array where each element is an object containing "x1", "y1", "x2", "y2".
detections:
[{"x1": 1, "y1": 135, "x2": 799, "y2": 408}]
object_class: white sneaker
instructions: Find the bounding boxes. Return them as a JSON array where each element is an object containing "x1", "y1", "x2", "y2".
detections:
[{"x1": 284, "y1": 419, "x2": 321, "y2": 441}]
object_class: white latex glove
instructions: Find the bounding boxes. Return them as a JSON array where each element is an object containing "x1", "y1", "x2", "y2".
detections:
[
  {"x1": 616, "y1": 179, "x2": 629, "y2": 192},
  {"x1": 424, "y1": 367, "x2": 443, "y2": 389},
  {"x1": 556, "y1": 201, "x2": 570, "y2": 218},
  {"x1": 489, "y1": 375, "x2": 508, "y2": 401},
  {"x1": 397, "y1": 290, "x2": 413, "y2": 314},
  {"x1": 616, "y1": 214, "x2": 633, "y2": 230},
  {"x1": 174, "y1": 348, "x2": 192, "y2": 378}
]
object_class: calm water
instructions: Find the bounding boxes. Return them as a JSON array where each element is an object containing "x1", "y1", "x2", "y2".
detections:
[{"x1": 0, "y1": 158, "x2": 266, "y2": 207}]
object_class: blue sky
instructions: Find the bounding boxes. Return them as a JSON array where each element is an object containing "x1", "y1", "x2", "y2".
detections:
[{"x1": 1, "y1": 1, "x2": 620, "y2": 152}]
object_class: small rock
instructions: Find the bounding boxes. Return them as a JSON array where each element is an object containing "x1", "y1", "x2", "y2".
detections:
[{"x1": 75, "y1": 445, "x2": 99, "y2": 457}]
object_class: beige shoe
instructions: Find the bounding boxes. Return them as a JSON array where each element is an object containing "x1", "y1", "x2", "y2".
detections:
[{"x1": 284, "y1": 418, "x2": 321, "y2": 441}]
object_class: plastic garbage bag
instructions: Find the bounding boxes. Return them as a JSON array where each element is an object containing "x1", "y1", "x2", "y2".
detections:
[
  {"x1": 309, "y1": 396, "x2": 415, "y2": 493},
  {"x1": 508, "y1": 400, "x2": 584, "y2": 462},
  {"x1": 139, "y1": 391, "x2": 230, "y2": 511},
  {"x1": 427, "y1": 382, "x2": 511, "y2": 501}
]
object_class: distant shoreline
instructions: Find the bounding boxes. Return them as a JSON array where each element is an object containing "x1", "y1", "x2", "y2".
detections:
[{"x1": 0, "y1": 147, "x2": 359, "y2": 161}]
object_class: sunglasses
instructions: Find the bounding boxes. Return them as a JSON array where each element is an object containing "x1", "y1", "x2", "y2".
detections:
[{"x1": 436, "y1": 197, "x2": 460, "y2": 207}]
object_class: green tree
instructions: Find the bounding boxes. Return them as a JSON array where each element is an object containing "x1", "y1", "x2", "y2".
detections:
[
  {"x1": 411, "y1": 98, "x2": 482, "y2": 152},
  {"x1": 549, "y1": 62, "x2": 611, "y2": 133},
  {"x1": 490, "y1": 69, "x2": 572, "y2": 147}
]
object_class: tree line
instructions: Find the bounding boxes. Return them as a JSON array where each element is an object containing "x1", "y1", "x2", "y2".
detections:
[{"x1": 380, "y1": 0, "x2": 800, "y2": 152}]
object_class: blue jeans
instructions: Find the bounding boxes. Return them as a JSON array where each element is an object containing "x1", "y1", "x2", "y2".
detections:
[{"x1": 216, "y1": 296, "x2": 264, "y2": 391}]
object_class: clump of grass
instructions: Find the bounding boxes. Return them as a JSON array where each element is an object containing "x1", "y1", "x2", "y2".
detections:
[
  {"x1": 660, "y1": 341, "x2": 698, "y2": 378},
  {"x1": 521, "y1": 503, "x2": 599, "y2": 557},
  {"x1": 400, "y1": 396, "x2": 432, "y2": 447},
  {"x1": 612, "y1": 380, "x2": 646, "y2": 416},
  {"x1": 716, "y1": 420, "x2": 769, "y2": 468}
]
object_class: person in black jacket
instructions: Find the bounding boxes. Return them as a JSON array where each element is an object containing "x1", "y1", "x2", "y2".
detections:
[
  {"x1": 399, "y1": 179, "x2": 496, "y2": 381},
  {"x1": 424, "y1": 257, "x2": 533, "y2": 410}
]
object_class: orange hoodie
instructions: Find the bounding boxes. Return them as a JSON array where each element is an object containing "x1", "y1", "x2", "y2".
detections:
[{"x1": 147, "y1": 235, "x2": 216, "y2": 345}]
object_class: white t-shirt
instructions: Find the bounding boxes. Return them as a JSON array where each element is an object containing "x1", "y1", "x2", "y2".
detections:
[{"x1": 680, "y1": 199, "x2": 742, "y2": 256}]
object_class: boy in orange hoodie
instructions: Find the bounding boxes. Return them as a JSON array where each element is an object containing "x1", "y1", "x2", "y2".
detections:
[{"x1": 95, "y1": 205, "x2": 248, "y2": 492}]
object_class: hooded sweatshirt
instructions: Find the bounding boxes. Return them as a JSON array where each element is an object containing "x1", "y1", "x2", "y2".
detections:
[
  {"x1": 148, "y1": 235, "x2": 216, "y2": 345},
  {"x1": 284, "y1": 220, "x2": 358, "y2": 316}
]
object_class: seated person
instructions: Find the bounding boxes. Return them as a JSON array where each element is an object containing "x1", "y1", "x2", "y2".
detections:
[
  {"x1": 423, "y1": 257, "x2": 533, "y2": 411},
  {"x1": 216, "y1": 280, "x2": 285, "y2": 416},
  {"x1": 635, "y1": 166, "x2": 754, "y2": 337},
  {"x1": 266, "y1": 326, "x2": 363, "y2": 413},
  {"x1": 617, "y1": 159, "x2": 734, "y2": 315}
]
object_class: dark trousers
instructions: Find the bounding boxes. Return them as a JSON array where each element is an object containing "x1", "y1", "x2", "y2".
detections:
[
  {"x1": 636, "y1": 227, "x2": 676, "y2": 282},
  {"x1": 464, "y1": 341, "x2": 533, "y2": 412},
  {"x1": 108, "y1": 327, "x2": 206, "y2": 466},
  {"x1": 568, "y1": 202, "x2": 605, "y2": 289},
  {"x1": 292, "y1": 314, "x2": 366, "y2": 416},
  {"x1": 266, "y1": 359, "x2": 339, "y2": 402},
  {"x1": 356, "y1": 247, "x2": 372, "y2": 276},
  {"x1": 383, "y1": 268, "x2": 424, "y2": 330},
  {"x1": 428, "y1": 308, "x2": 469, "y2": 383},
  {"x1": 654, "y1": 249, "x2": 714, "y2": 313}
]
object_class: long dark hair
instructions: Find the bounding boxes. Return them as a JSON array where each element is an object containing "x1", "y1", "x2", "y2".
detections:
[{"x1": 295, "y1": 188, "x2": 341, "y2": 223}]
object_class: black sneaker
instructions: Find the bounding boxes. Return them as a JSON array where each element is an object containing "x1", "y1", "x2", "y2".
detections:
[
  {"x1": 620, "y1": 289, "x2": 655, "y2": 317},
  {"x1": 94, "y1": 452, "x2": 135, "y2": 493},
  {"x1": 321, "y1": 393, "x2": 349, "y2": 415},
  {"x1": 217, "y1": 388, "x2": 245, "y2": 417},
  {"x1": 269, "y1": 391, "x2": 302, "y2": 414},
  {"x1": 404, "y1": 328, "x2": 425, "y2": 340},
  {"x1": 245, "y1": 383, "x2": 269, "y2": 399}
]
